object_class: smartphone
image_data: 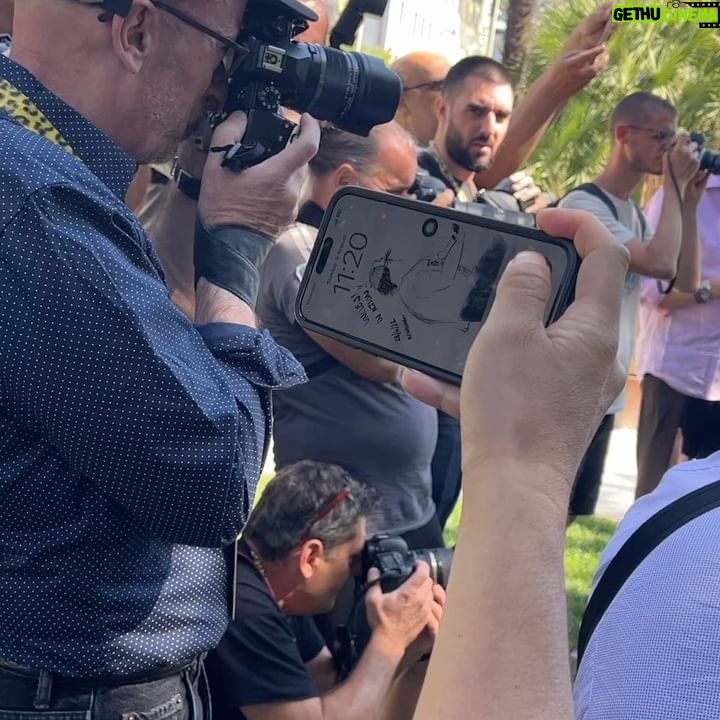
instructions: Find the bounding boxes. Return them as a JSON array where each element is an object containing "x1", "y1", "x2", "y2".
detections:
[
  {"x1": 295, "y1": 188, "x2": 580, "y2": 385},
  {"x1": 599, "y1": 15, "x2": 614, "y2": 43}
]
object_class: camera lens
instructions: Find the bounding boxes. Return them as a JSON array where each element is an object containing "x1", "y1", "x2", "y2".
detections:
[
  {"x1": 291, "y1": 44, "x2": 401, "y2": 136},
  {"x1": 699, "y1": 148, "x2": 720, "y2": 175}
]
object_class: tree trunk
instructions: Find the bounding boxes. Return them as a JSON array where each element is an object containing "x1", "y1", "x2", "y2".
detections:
[{"x1": 503, "y1": 0, "x2": 538, "y2": 91}]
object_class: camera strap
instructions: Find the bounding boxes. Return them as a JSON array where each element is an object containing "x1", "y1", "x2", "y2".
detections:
[{"x1": 0, "y1": 77, "x2": 77, "y2": 158}]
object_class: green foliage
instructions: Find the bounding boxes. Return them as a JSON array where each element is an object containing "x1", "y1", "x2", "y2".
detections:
[
  {"x1": 565, "y1": 516, "x2": 617, "y2": 659},
  {"x1": 523, "y1": 0, "x2": 720, "y2": 197}
]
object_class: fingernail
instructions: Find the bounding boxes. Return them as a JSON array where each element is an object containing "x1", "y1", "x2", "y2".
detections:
[{"x1": 511, "y1": 251, "x2": 547, "y2": 267}]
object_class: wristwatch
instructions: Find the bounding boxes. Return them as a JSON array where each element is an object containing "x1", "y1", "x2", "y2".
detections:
[
  {"x1": 171, "y1": 159, "x2": 201, "y2": 202},
  {"x1": 694, "y1": 280, "x2": 712, "y2": 304}
]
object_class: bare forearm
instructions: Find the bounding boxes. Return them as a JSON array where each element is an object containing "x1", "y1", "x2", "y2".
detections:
[
  {"x1": 195, "y1": 279, "x2": 257, "y2": 328},
  {"x1": 414, "y1": 461, "x2": 573, "y2": 720},
  {"x1": 320, "y1": 634, "x2": 404, "y2": 720},
  {"x1": 629, "y1": 180, "x2": 683, "y2": 281},
  {"x1": 674, "y1": 204, "x2": 701, "y2": 292}
]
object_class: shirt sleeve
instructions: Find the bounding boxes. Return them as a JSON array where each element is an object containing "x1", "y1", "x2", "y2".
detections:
[
  {"x1": 260, "y1": 229, "x2": 308, "y2": 326},
  {"x1": 0, "y1": 184, "x2": 306, "y2": 548},
  {"x1": 288, "y1": 616, "x2": 327, "y2": 664},
  {"x1": 558, "y1": 191, "x2": 636, "y2": 245},
  {"x1": 207, "y1": 586, "x2": 319, "y2": 708}
]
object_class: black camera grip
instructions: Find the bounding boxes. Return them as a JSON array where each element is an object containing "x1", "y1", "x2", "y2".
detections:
[{"x1": 194, "y1": 220, "x2": 273, "y2": 309}]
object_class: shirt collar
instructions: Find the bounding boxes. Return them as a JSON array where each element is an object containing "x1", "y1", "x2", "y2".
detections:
[{"x1": 0, "y1": 54, "x2": 137, "y2": 199}]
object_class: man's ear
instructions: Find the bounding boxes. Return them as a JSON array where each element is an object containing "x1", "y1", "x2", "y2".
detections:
[
  {"x1": 333, "y1": 163, "x2": 359, "y2": 190},
  {"x1": 298, "y1": 539, "x2": 325, "y2": 579},
  {"x1": 435, "y1": 94, "x2": 448, "y2": 125},
  {"x1": 615, "y1": 123, "x2": 629, "y2": 145},
  {"x1": 111, "y1": 0, "x2": 156, "y2": 74}
]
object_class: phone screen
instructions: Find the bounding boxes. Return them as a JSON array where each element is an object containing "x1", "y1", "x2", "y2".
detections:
[{"x1": 297, "y1": 192, "x2": 574, "y2": 380}]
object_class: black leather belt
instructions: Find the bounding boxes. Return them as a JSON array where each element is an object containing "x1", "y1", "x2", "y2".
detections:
[{"x1": 0, "y1": 655, "x2": 200, "y2": 689}]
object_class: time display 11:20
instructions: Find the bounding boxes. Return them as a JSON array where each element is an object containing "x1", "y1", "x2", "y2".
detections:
[{"x1": 333, "y1": 233, "x2": 368, "y2": 294}]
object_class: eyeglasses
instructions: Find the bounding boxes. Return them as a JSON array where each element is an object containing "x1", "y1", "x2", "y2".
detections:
[
  {"x1": 403, "y1": 79, "x2": 445, "y2": 93},
  {"x1": 627, "y1": 125, "x2": 677, "y2": 144},
  {"x1": 296, "y1": 488, "x2": 351, "y2": 546},
  {"x1": 98, "y1": 0, "x2": 249, "y2": 77}
]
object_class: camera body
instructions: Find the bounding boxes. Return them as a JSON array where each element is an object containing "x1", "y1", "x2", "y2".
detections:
[
  {"x1": 221, "y1": 0, "x2": 401, "y2": 171},
  {"x1": 690, "y1": 132, "x2": 720, "y2": 175},
  {"x1": 333, "y1": 534, "x2": 453, "y2": 677},
  {"x1": 410, "y1": 170, "x2": 449, "y2": 204},
  {"x1": 361, "y1": 534, "x2": 453, "y2": 592}
]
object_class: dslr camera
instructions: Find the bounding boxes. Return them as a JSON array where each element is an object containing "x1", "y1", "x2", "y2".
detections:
[
  {"x1": 334, "y1": 535, "x2": 453, "y2": 677},
  {"x1": 221, "y1": 0, "x2": 401, "y2": 171},
  {"x1": 690, "y1": 132, "x2": 720, "y2": 175},
  {"x1": 361, "y1": 534, "x2": 453, "y2": 592}
]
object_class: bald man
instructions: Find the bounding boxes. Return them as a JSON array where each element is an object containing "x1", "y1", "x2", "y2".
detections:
[{"x1": 392, "y1": 52, "x2": 451, "y2": 148}]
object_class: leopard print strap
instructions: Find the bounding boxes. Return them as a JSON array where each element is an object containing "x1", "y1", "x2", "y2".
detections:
[{"x1": 0, "y1": 77, "x2": 76, "y2": 156}]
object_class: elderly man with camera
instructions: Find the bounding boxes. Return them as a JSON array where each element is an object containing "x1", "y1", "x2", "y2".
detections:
[
  {"x1": 205, "y1": 461, "x2": 445, "y2": 720},
  {"x1": 0, "y1": 0, "x2": 407, "y2": 714}
]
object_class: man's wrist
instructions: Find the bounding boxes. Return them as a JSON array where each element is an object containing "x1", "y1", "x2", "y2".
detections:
[
  {"x1": 461, "y1": 456, "x2": 574, "y2": 523},
  {"x1": 194, "y1": 220, "x2": 274, "y2": 309},
  {"x1": 368, "y1": 629, "x2": 409, "y2": 663}
]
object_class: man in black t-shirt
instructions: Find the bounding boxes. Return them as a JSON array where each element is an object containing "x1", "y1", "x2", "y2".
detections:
[{"x1": 206, "y1": 461, "x2": 445, "y2": 720}]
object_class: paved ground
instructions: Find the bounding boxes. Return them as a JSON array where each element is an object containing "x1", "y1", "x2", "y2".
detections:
[{"x1": 595, "y1": 427, "x2": 638, "y2": 521}]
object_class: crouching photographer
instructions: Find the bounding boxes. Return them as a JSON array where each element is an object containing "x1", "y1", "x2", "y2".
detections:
[{"x1": 205, "y1": 461, "x2": 445, "y2": 720}]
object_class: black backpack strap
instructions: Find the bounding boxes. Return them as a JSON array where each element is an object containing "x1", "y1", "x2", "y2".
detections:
[
  {"x1": 577, "y1": 477, "x2": 720, "y2": 667},
  {"x1": 554, "y1": 182, "x2": 620, "y2": 221},
  {"x1": 630, "y1": 200, "x2": 648, "y2": 239}
]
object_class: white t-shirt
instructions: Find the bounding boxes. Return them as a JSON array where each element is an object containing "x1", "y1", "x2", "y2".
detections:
[
  {"x1": 574, "y1": 451, "x2": 720, "y2": 719},
  {"x1": 558, "y1": 188, "x2": 653, "y2": 414}
]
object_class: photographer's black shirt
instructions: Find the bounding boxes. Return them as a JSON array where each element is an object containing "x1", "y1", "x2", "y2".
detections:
[{"x1": 205, "y1": 551, "x2": 326, "y2": 720}]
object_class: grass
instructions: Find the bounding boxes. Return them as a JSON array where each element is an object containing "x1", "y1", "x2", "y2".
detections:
[{"x1": 256, "y1": 473, "x2": 617, "y2": 659}]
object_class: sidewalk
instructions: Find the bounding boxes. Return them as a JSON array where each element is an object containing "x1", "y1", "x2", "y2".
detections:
[{"x1": 595, "y1": 427, "x2": 638, "y2": 521}]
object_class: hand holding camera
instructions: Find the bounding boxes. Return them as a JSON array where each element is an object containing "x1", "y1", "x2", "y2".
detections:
[
  {"x1": 664, "y1": 131, "x2": 701, "y2": 196},
  {"x1": 364, "y1": 562, "x2": 438, "y2": 659},
  {"x1": 198, "y1": 111, "x2": 320, "y2": 238}
]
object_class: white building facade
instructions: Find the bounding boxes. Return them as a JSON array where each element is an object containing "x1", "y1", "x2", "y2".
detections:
[{"x1": 353, "y1": 0, "x2": 505, "y2": 63}]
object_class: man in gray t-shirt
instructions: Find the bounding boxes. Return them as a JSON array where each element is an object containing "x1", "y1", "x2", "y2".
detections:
[
  {"x1": 558, "y1": 91, "x2": 700, "y2": 520},
  {"x1": 258, "y1": 122, "x2": 440, "y2": 543}
]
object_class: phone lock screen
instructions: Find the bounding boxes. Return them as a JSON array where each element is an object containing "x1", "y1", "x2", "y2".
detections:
[{"x1": 296, "y1": 190, "x2": 575, "y2": 382}]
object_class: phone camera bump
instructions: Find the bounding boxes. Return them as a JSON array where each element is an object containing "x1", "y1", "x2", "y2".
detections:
[{"x1": 422, "y1": 219, "x2": 439, "y2": 237}]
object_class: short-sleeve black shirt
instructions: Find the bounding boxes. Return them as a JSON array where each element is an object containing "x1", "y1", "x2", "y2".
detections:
[{"x1": 205, "y1": 551, "x2": 326, "y2": 720}]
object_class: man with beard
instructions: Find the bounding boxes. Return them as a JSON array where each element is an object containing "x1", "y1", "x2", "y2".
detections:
[{"x1": 558, "y1": 91, "x2": 702, "y2": 522}]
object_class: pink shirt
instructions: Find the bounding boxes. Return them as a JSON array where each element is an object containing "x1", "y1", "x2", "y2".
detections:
[{"x1": 636, "y1": 175, "x2": 720, "y2": 400}]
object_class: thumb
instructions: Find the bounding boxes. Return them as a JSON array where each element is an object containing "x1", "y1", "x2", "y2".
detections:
[
  {"x1": 204, "y1": 111, "x2": 249, "y2": 171},
  {"x1": 487, "y1": 252, "x2": 552, "y2": 330},
  {"x1": 365, "y1": 567, "x2": 382, "y2": 602}
]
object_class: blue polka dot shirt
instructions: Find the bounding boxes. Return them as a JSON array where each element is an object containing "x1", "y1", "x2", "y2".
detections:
[{"x1": 0, "y1": 55, "x2": 307, "y2": 678}]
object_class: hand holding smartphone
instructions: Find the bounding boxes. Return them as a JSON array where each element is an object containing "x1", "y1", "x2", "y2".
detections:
[{"x1": 295, "y1": 188, "x2": 580, "y2": 385}]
